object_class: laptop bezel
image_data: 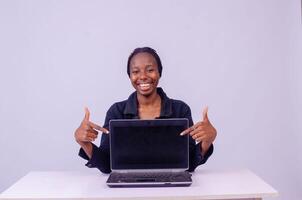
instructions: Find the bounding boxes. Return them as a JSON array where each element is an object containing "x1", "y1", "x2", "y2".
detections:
[{"x1": 109, "y1": 118, "x2": 190, "y2": 173}]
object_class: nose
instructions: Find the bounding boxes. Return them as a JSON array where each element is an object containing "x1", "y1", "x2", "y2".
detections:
[{"x1": 138, "y1": 71, "x2": 147, "y2": 80}]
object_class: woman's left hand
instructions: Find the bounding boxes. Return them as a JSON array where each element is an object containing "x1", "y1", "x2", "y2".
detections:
[{"x1": 180, "y1": 107, "x2": 217, "y2": 154}]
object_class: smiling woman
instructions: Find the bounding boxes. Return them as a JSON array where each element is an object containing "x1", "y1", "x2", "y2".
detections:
[
  {"x1": 74, "y1": 47, "x2": 217, "y2": 173},
  {"x1": 129, "y1": 52, "x2": 160, "y2": 97},
  {"x1": 129, "y1": 49, "x2": 162, "y2": 119}
]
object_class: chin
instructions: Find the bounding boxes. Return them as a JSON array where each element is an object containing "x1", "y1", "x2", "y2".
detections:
[{"x1": 137, "y1": 88, "x2": 155, "y2": 97}]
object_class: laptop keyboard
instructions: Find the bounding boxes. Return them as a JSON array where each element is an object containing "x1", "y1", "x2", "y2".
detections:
[{"x1": 107, "y1": 171, "x2": 192, "y2": 183}]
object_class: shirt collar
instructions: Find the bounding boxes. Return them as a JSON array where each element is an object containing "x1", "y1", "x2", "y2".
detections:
[{"x1": 123, "y1": 87, "x2": 173, "y2": 118}]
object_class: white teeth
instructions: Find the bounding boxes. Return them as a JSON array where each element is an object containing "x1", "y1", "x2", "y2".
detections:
[
  {"x1": 140, "y1": 83, "x2": 150, "y2": 87},
  {"x1": 139, "y1": 83, "x2": 151, "y2": 90}
]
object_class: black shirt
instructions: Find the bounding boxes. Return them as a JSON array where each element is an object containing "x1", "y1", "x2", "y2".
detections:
[{"x1": 79, "y1": 87, "x2": 213, "y2": 173}]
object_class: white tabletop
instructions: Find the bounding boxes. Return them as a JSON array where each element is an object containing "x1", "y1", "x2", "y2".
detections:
[{"x1": 0, "y1": 169, "x2": 278, "y2": 200}]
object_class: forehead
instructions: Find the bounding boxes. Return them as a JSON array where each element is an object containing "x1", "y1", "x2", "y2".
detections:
[{"x1": 130, "y1": 52, "x2": 157, "y2": 67}]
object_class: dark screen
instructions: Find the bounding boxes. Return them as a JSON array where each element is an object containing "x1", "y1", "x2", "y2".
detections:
[{"x1": 110, "y1": 120, "x2": 189, "y2": 170}]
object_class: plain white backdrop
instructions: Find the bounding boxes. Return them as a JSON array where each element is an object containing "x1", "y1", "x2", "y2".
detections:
[{"x1": 0, "y1": 0, "x2": 301, "y2": 199}]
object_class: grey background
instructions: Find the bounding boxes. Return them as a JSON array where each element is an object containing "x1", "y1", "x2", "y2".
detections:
[{"x1": 0, "y1": 0, "x2": 301, "y2": 199}]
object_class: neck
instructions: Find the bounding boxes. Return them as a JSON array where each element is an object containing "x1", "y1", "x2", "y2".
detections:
[{"x1": 137, "y1": 91, "x2": 160, "y2": 107}]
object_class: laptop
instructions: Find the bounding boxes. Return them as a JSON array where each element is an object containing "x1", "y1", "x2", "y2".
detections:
[{"x1": 106, "y1": 118, "x2": 192, "y2": 187}]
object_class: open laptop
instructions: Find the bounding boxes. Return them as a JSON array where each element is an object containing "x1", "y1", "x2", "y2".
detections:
[{"x1": 106, "y1": 118, "x2": 192, "y2": 187}]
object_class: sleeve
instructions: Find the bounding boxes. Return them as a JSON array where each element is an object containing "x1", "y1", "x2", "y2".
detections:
[
  {"x1": 78, "y1": 104, "x2": 115, "y2": 174},
  {"x1": 183, "y1": 105, "x2": 214, "y2": 172}
]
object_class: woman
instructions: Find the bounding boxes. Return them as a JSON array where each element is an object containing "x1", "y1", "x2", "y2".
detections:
[{"x1": 74, "y1": 47, "x2": 217, "y2": 173}]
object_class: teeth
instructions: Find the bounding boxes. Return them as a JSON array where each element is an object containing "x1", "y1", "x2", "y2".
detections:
[{"x1": 139, "y1": 83, "x2": 151, "y2": 90}]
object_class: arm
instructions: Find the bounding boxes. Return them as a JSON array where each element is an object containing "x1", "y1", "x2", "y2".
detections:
[
  {"x1": 187, "y1": 107, "x2": 217, "y2": 156},
  {"x1": 182, "y1": 106, "x2": 215, "y2": 172},
  {"x1": 75, "y1": 107, "x2": 112, "y2": 173}
]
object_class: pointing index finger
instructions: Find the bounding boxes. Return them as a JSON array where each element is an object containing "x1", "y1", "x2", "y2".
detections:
[
  {"x1": 180, "y1": 126, "x2": 193, "y2": 136},
  {"x1": 180, "y1": 121, "x2": 204, "y2": 136},
  {"x1": 88, "y1": 121, "x2": 109, "y2": 134}
]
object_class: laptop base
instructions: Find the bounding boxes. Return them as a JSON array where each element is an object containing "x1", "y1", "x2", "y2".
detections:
[{"x1": 107, "y1": 171, "x2": 192, "y2": 188}]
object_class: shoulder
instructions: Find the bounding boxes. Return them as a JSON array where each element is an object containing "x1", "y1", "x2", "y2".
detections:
[
  {"x1": 167, "y1": 98, "x2": 193, "y2": 125},
  {"x1": 171, "y1": 99, "x2": 191, "y2": 109},
  {"x1": 103, "y1": 100, "x2": 128, "y2": 121},
  {"x1": 107, "y1": 100, "x2": 127, "y2": 116},
  {"x1": 169, "y1": 98, "x2": 192, "y2": 117},
  {"x1": 158, "y1": 88, "x2": 191, "y2": 114},
  {"x1": 102, "y1": 100, "x2": 129, "y2": 128}
]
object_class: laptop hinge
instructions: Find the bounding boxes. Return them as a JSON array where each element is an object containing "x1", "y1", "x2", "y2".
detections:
[{"x1": 111, "y1": 169, "x2": 186, "y2": 173}]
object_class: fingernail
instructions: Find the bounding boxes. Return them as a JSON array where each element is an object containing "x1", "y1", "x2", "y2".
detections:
[
  {"x1": 106, "y1": 131, "x2": 109, "y2": 134},
  {"x1": 180, "y1": 132, "x2": 185, "y2": 136}
]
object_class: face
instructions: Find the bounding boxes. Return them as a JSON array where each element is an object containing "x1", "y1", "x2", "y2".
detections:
[{"x1": 129, "y1": 52, "x2": 160, "y2": 97}]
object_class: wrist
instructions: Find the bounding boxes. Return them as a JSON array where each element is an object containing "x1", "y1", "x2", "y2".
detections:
[
  {"x1": 200, "y1": 142, "x2": 211, "y2": 156},
  {"x1": 79, "y1": 142, "x2": 93, "y2": 159},
  {"x1": 77, "y1": 139, "x2": 91, "y2": 148}
]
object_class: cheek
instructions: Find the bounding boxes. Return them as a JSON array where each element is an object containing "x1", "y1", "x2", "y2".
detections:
[
  {"x1": 129, "y1": 76, "x2": 137, "y2": 85},
  {"x1": 129, "y1": 75, "x2": 135, "y2": 81},
  {"x1": 152, "y1": 73, "x2": 160, "y2": 82}
]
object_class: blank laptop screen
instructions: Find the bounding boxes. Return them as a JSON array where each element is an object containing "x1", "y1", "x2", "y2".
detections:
[{"x1": 109, "y1": 119, "x2": 189, "y2": 170}]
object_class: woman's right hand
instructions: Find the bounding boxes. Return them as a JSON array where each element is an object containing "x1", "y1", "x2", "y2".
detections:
[{"x1": 74, "y1": 107, "x2": 109, "y2": 146}]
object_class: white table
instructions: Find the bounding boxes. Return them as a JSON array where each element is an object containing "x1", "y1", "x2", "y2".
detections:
[{"x1": 0, "y1": 169, "x2": 278, "y2": 200}]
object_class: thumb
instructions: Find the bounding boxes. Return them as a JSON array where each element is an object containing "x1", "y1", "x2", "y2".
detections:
[
  {"x1": 202, "y1": 106, "x2": 209, "y2": 122},
  {"x1": 84, "y1": 107, "x2": 90, "y2": 121}
]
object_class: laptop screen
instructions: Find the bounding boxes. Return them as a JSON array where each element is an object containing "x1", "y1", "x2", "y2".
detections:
[{"x1": 109, "y1": 119, "x2": 189, "y2": 170}]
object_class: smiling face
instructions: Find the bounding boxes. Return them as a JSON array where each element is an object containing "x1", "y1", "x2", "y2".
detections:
[{"x1": 129, "y1": 52, "x2": 160, "y2": 97}]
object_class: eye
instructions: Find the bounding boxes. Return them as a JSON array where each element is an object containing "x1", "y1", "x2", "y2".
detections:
[
  {"x1": 131, "y1": 69, "x2": 139, "y2": 75},
  {"x1": 146, "y1": 67, "x2": 155, "y2": 73}
]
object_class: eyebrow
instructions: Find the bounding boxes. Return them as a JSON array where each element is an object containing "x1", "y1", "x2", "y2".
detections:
[
  {"x1": 131, "y1": 64, "x2": 154, "y2": 69},
  {"x1": 130, "y1": 66, "x2": 139, "y2": 70}
]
